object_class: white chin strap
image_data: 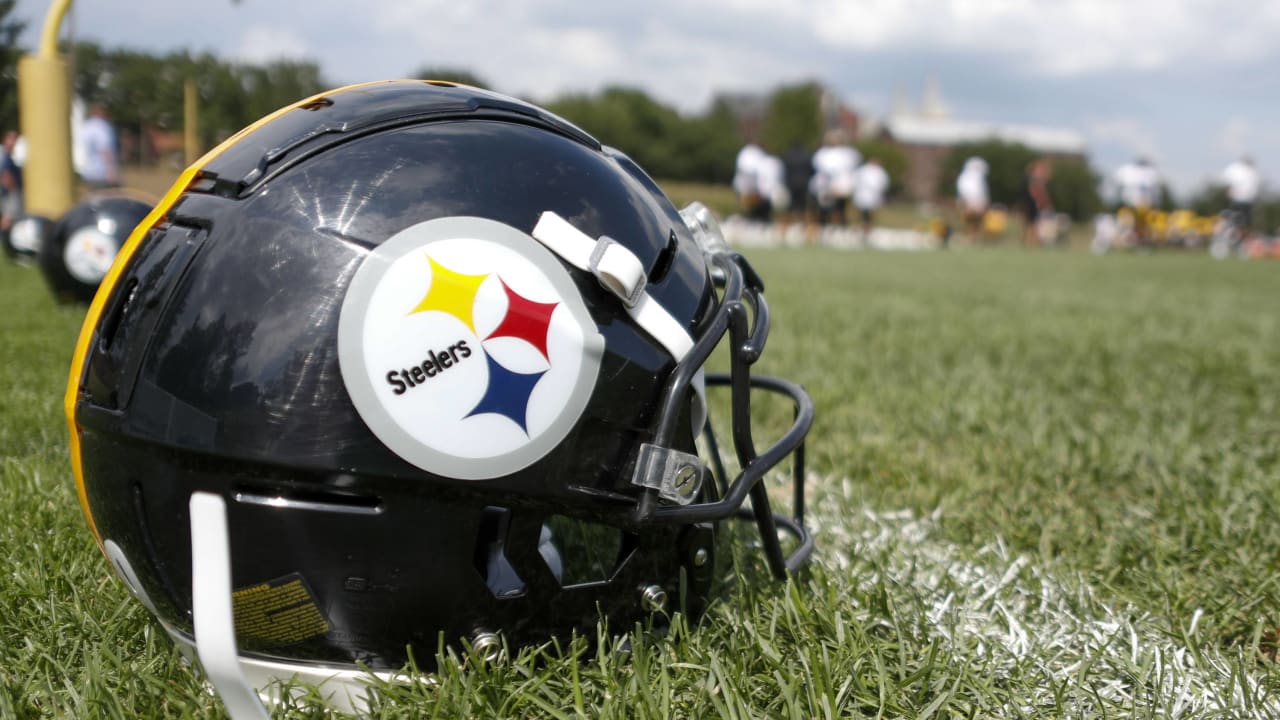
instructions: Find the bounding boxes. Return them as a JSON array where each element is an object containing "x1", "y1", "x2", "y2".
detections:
[
  {"x1": 190, "y1": 492, "x2": 273, "y2": 720},
  {"x1": 532, "y1": 211, "x2": 695, "y2": 361},
  {"x1": 532, "y1": 211, "x2": 706, "y2": 430}
]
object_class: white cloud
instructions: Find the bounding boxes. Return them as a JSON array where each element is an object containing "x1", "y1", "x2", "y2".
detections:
[
  {"x1": 1082, "y1": 116, "x2": 1170, "y2": 192},
  {"x1": 13, "y1": 0, "x2": 1280, "y2": 189},
  {"x1": 1085, "y1": 116, "x2": 1162, "y2": 161},
  {"x1": 368, "y1": 4, "x2": 815, "y2": 109},
  {"x1": 233, "y1": 25, "x2": 311, "y2": 65},
  {"x1": 1216, "y1": 118, "x2": 1252, "y2": 159},
  {"x1": 691, "y1": 0, "x2": 1280, "y2": 77}
]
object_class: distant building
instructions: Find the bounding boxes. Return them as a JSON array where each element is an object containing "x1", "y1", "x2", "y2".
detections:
[
  {"x1": 719, "y1": 84, "x2": 859, "y2": 147},
  {"x1": 869, "y1": 77, "x2": 1088, "y2": 202},
  {"x1": 819, "y1": 88, "x2": 860, "y2": 140}
]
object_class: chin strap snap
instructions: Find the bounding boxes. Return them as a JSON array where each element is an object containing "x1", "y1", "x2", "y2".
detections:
[
  {"x1": 532, "y1": 211, "x2": 695, "y2": 361},
  {"x1": 190, "y1": 492, "x2": 272, "y2": 720}
]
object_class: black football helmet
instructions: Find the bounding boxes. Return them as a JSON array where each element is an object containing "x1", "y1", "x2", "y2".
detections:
[
  {"x1": 3, "y1": 214, "x2": 50, "y2": 262},
  {"x1": 66, "y1": 80, "x2": 813, "y2": 712},
  {"x1": 40, "y1": 193, "x2": 152, "y2": 303}
]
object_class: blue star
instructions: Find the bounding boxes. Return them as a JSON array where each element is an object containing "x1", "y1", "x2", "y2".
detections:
[{"x1": 466, "y1": 352, "x2": 547, "y2": 434}]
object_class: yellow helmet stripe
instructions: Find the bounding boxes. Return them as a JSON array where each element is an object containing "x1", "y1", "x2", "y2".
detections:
[{"x1": 65, "y1": 80, "x2": 405, "y2": 546}]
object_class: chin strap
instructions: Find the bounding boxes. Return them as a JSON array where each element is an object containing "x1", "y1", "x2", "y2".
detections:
[
  {"x1": 190, "y1": 492, "x2": 272, "y2": 720},
  {"x1": 531, "y1": 211, "x2": 706, "y2": 432},
  {"x1": 532, "y1": 211, "x2": 695, "y2": 361}
]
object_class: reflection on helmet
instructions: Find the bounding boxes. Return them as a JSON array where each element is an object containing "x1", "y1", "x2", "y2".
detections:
[{"x1": 66, "y1": 80, "x2": 813, "y2": 713}]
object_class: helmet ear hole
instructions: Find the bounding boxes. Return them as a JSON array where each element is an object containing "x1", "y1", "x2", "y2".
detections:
[
  {"x1": 647, "y1": 229, "x2": 679, "y2": 285},
  {"x1": 541, "y1": 515, "x2": 628, "y2": 587}
]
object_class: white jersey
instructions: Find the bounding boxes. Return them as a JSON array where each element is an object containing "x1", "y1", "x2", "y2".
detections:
[
  {"x1": 1115, "y1": 162, "x2": 1160, "y2": 208},
  {"x1": 811, "y1": 145, "x2": 860, "y2": 199},
  {"x1": 956, "y1": 159, "x2": 989, "y2": 212},
  {"x1": 733, "y1": 143, "x2": 766, "y2": 196},
  {"x1": 80, "y1": 116, "x2": 119, "y2": 184},
  {"x1": 756, "y1": 153, "x2": 789, "y2": 208},
  {"x1": 853, "y1": 163, "x2": 889, "y2": 210},
  {"x1": 1222, "y1": 161, "x2": 1261, "y2": 203}
]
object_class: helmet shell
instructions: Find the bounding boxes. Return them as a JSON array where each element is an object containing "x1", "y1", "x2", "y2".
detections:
[{"x1": 71, "y1": 81, "x2": 717, "y2": 670}]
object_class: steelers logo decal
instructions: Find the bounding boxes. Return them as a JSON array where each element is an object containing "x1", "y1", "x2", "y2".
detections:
[{"x1": 338, "y1": 217, "x2": 604, "y2": 479}]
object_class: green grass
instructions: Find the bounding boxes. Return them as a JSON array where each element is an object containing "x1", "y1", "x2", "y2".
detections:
[{"x1": 1, "y1": 248, "x2": 1278, "y2": 718}]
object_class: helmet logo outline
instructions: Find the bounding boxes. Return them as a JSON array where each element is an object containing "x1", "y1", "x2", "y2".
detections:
[{"x1": 338, "y1": 216, "x2": 604, "y2": 480}]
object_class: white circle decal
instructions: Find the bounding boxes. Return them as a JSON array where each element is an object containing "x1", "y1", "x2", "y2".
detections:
[
  {"x1": 338, "y1": 217, "x2": 604, "y2": 479},
  {"x1": 64, "y1": 227, "x2": 118, "y2": 283}
]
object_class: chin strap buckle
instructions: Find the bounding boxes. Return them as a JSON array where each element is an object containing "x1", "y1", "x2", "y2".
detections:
[
  {"x1": 631, "y1": 443, "x2": 706, "y2": 506},
  {"x1": 587, "y1": 236, "x2": 647, "y2": 308}
]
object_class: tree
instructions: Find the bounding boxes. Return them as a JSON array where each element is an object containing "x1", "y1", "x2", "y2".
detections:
[
  {"x1": 760, "y1": 82, "x2": 822, "y2": 154},
  {"x1": 1260, "y1": 198, "x2": 1280, "y2": 234},
  {"x1": 70, "y1": 42, "x2": 328, "y2": 162},
  {"x1": 1186, "y1": 183, "x2": 1228, "y2": 217},
  {"x1": 545, "y1": 87, "x2": 679, "y2": 177},
  {"x1": 1184, "y1": 182, "x2": 1280, "y2": 231},
  {"x1": 936, "y1": 139, "x2": 1036, "y2": 208},
  {"x1": 0, "y1": 0, "x2": 25, "y2": 131},
  {"x1": 543, "y1": 87, "x2": 742, "y2": 184},
  {"x1": 854, "y1": 137, "x2": 907, "y2": 198},
  {"x1": 237, "y1": 59, "x2": 326, "y2": 123},
  {"x1": 1044, "y1": 157, "x2": 1102, "y2": 220},
  {"x1": 936, "y1": 139, "x2": 1102, "y2": 220},
  {"x1": 410, "y1": 67, "x2": 489, "y2": 89},
  {"x1": 679, "y1": 97, "x2": 739, "y2": 184}
]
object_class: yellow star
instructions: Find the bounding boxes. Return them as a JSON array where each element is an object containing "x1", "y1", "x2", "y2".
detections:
[{"x1": 409, "y1": 256, "x2": 488, "y2": 333}]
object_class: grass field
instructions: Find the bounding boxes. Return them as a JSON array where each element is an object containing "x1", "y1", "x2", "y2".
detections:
[{"x1": 2, "y1": 247, "x2": 1278, "y2": 718}]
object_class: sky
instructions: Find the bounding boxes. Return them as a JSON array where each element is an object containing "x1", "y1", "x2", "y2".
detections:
[{"x1": 12, "y1": 0, "x2": 1280, "y2": 197}]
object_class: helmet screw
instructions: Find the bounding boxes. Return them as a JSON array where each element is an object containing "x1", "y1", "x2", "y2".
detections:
[
  {"x1": 640, "y1": 584, "x2": 667, "y2": 613},
  {"x1": 693, "y1": 547, "x2": 710, "y2": 568},
  {"x1": 673, "y1": 465, "x2": 700, "y2": 500},
  {"x1": 470, "y1": 629, "x2": 502, "y2": 662}
]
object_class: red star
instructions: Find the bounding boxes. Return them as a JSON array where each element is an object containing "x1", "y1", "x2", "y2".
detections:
[{"x1": 485, "y1": 279, "x2": 558, "y2": 360}]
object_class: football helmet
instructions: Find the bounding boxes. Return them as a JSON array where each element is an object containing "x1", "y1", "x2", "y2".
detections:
[
  {"x1": 3, "y1": 214, "x2": 50, "y2": 262},
  {"x1": 39, "y1": 193, "x2": 153, "y2": 303},
  {"x1": 66, "y1": 80, "x2": 813, "y2": 713}
]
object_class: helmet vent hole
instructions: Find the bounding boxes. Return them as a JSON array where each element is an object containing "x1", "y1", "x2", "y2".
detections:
[
  {"x1": 300, "y1": 97, "x2": 333, "y2": 111},
  {"x1": 541, "y1": 516, "x2": 627, "y2": 588},
  {"x1": 424, "y1": 80, "x2": 458, "y2": 88},
  {"x1": 97, "y1": 278, "x2": 138, "y2": 353}
]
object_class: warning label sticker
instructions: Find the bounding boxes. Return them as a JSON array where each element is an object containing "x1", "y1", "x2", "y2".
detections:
[{"x1": 232, "y1": 573, "x2": 330, "y2": 646}]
